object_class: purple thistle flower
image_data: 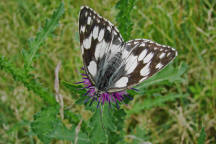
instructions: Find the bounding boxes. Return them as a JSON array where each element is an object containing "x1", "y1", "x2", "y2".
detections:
[{"x1": 76, "y1": 68, "x2": 134, "y2": 108}]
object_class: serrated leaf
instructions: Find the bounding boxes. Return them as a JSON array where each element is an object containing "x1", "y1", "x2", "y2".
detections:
[
  {"x1": 63, "y1": 81, "x2": 86, "y2": 96},
  {"x1": 198, "y1": 128, "x2": 206, "y2": 144},
  {"x1": 63, "y1": 81, "x2": 89, "y2": 105},
  {"x1": 103, "y1": 104, "x2": 116, "y2": 131},
  {"x1": 31, "y1": 107, "x2": 89, "y2": 143},
  {"x1": 89, "y1": 109, "x2": 108, "y2": 144},
  {"x1": 127, "y1": 93, "x2": 188, "y2": 115},
  {"x1": 64, "y1": 110, "x2": 90, "y2": 133},
  {"x1": 0, "y1": 56, "x2": 57, "y2": 105},
  {"x1": 88, "y1": 105, "x2": 126, "y2": 144},
  {"x1": 131, "y1": 127, "x2": 150, "y2": 144},
  {"x1": 136, "y1": 63, "x2": 187, "y2": 89},
  {"x1": 49, "y1": 125, "x2": 89, "y2": 144},
  {"x1": 115, "y1": 0, "x2": 136, "y2": 41},
  {"x1": 31, "y1": 107, "x2": 61, "y2": 143},
  {"x1": 24, "y1": 2, "x2": 64, "y2": 69},
  {"x1": 107, "y1": 108, "x2": 126, "y2": 144},
  {"x1": 113, "y1": 108, "x2": 126, "y2": 131}
]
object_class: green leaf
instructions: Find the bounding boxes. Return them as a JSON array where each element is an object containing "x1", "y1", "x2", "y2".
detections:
[
  {"x1": 62, "y1": 81, "x2": 86, "y2": 96},
  {"x1": 62, "y1": 81, "x2": 89, "y2": 105},
  {"x1": 131, "y1": 127, "x2": 150, "y2": 144},
  {"x1": 115, "y1": 0, "x2": 136, "y2": 41},
  {"x1": 113, "y1": 109, "x2": 126, "y2": 131},
  {"x1": 89, "y1": 108, "x2": 108, "y2": 144},
  {"x1": 127, "y1": 93, "x2": 188, "y2": 115},
  {"x1": 198, "y1": 128, "x2": 206, "y2": 144},
  {"x1": 0, "y1": 56, "x2": 57, "y2": 105},
  {"x1": 103, "y1": 104, "x2": 116, "y2": 131},
  {"x1": 24, "y1": 2, "x2": 64, "y2": 69},
  {"x1": 0, "y1": 3, "x2": 65, "y2": 106},
  {"x1": 31, "y1": 107, "x2": 89, "y2": 143},
  {"x1": 136, "y1": 62, "x2": 187, "y2": 90},
  {"x1": 64, "y1": 110, "x2": 90, "y2": 132},
  {"x1": 88, "y1": 105, "x2": 126, "y2": 144},
  {"x1": 107, "y1": 108, "x2": 126, "y2": 144}
]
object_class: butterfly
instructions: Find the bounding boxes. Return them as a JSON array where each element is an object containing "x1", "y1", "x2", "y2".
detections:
[{"x1": 79, "y1": 6, "x2": 177, "y2": 96}]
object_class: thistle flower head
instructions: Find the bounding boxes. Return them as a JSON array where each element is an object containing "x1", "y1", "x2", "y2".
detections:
[{"x1": 76, "y1": 68, "x2": 133, "y2": 108}]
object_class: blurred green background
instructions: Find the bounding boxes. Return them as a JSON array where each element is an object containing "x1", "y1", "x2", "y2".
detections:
[{"x1": 0, "y1": 0, "x2": 215, "y2": 143}]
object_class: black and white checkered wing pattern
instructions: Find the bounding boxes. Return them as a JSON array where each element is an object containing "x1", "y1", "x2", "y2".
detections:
[
  {"x1": 79, "y1": 6, "x2": 178, "y2": 93},
  {"x1": 79, "y1": 6, "x2": 123, "y2": 84},
  {"x1": 108, "y1": 39, "x2": 177, "y2": 92}
]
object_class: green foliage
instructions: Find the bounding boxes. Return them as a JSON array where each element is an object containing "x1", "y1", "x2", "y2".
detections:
[
  {"x1": 62, "y1": 81, "x2": 90, "y2": 105},
  {"x1": 62, "y1": 81, "x2": 86, "y2": 97},
  {"x1": 0, "y1": 0, "x2": 215, "y2": 143},
  {"x1": 131, "y1": 127, "x2": 150, "y2": 144},
  {"x1": 64, "y1": 110, "x2": 90, "y2": 132},
  {"x1": 23, "y1": 3, "x2": 64, "y2": 70},
  {"x1": 103, "y1": 105, "x2": 117, "y2": 131},
  {"x1": 108, "y1": 108, "x2": 126, "y2": 144},
  {"x1": 136, "y1": 63, "x2": 187, "y2": 90},
  {"x1": 127, "y1": 93, "x2": 188, "y2": 115},
  {"x1": 0, "y1": 56, "x2": 57, "y2": 105},
  {"x1": 63, "y1": 82, "x2": 127, "y2": 144},
  {"x1": 31, "y1": 107, "x2": 89, "y2": 144},
  {"x1": 198, "y1": 128, "x2": 206, "y2": 144},
  {"x1": 88, "y1": 105, "x2": 126, "y2": 144},
  {"x1": 0, "y1": 2, "x2": 65, "y2": 106},
  {"x1": 115, "y1": 0, "x2": 136, "y2": 41},
  {"x1": 88, "y1": 108, "x2": 108, "y2": 143},
  {"x1": 126, "y1": 63, "x2": 187, "y2": 115}
]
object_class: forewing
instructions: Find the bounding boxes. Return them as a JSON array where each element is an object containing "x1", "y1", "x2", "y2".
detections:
[
  {"x1": 108, "y1": 39, "x2": 177, "y2": 92},
  {"x1": 79, "y1": 6, "x2": 123, "y2": 84}
]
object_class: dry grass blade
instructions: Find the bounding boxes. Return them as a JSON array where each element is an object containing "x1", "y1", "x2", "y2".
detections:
[
  {"x1": 74, "y1": 119, "x2": 83, "y2": 144},
  {"x1": 54, "y1": 61, "x2": 64, "y2": 120}
]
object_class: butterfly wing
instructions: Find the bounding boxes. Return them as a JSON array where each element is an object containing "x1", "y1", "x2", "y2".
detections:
[
  {"x1": 79, "y1": 6, "x2": 178, "y2": 93},
  {"x1": 107, "y1": 39, "x2": 177, "y2": 92},
  {"x1": 79, "y1": 6, "x2": 124, "y2": 85}
]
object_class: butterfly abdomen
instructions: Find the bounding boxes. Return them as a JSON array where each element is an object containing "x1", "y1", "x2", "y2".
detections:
[{"x1": 96, "y1": 52, "x2": 123, "y2": 91}]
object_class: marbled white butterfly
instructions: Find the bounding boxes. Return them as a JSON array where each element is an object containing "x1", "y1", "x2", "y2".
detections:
[{"x1": 79, "y1": 6, "x2": 177, "y2": 96}]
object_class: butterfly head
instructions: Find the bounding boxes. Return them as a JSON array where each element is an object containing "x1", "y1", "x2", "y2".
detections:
[{"x1": 94, "y1": 87, "x2": 105, "y2": 98}]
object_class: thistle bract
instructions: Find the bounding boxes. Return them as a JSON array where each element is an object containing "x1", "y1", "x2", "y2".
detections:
[{"x1": 76, "y1": 68, "x2": 133, "y2": 108}]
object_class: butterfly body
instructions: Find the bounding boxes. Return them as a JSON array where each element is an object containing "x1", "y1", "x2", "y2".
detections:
[{"x1": 79, "y1": 6, "x2": 177, "y2": 95}]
